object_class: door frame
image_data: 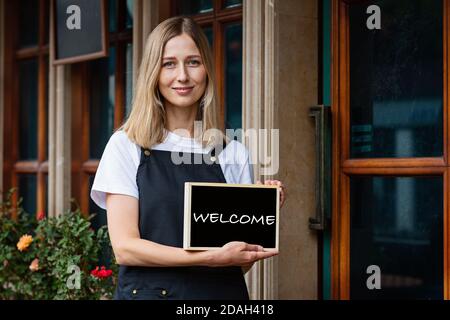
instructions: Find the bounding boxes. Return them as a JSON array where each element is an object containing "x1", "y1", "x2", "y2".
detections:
[{"x1": 331, "y1": 0, "x2": 450, "y2": 299}]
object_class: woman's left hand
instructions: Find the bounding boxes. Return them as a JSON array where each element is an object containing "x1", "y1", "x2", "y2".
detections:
[{"x1": 256, "y1": 180, "x2": 286, "y2": 208}]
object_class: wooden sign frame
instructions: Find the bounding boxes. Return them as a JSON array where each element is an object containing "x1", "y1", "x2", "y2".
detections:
[
  {"x1": 51, "y1": 0, "x2": 108, "y2": 65},
  {"x1": 183, "y1": 182, "x2": 280, "y2": 251}
]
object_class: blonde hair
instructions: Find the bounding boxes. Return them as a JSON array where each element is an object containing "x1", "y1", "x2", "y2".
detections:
[{"x1": 121, "y1": 16, "x2": 224, "y2": 149}]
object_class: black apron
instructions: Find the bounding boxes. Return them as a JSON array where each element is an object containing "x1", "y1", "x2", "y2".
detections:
[{"x1": 114, "y1": 144, "x2": 249, "y2": 300}]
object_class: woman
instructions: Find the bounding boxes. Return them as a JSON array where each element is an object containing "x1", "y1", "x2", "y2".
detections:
[{"x1": 91, "y1": 16, "x2": 286, "y2": 300}]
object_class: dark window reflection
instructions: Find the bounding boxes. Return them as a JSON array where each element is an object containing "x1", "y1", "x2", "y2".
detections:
[
  {"x1": 349, "y1": 0, "x2": 443, "y2": 158},
  {"x1": 18, "y1": 174, "x2": 37, "y2": 217},
  {"x1": 89, "y1": 176, "x2": 110, "y2": 266},
  {"x1": 223, "y1": 0, "x2": 242, "y2": 9},
  {"x1": 19, "y1": 58, "x2": 38, "y2": 160},
  {"x1": 109, "y1": 0, "x2": 118, "y2": 32},
  {"x1": 89, "y1": 48, "x2": 116, "y2": 159},
  {"x1": 224, "y1": 23, "x2": 242, "y2": 130},
  {"x1": 350, "y1": 176, "x2": 443, "y2": 299},
  {"x1": 126, "y1": 0, "x2": 133, "y2": 29},
  {"x1": 19, "y1": 0, "x2": 38, "y2": 48},
  {"x1": 45, "y1": 174, "x2": 48, "y2": 216},
  {"x1": 45, "y1": 57, "x2": 49, "y2": 160},
  {"x1": 203, "y1": 26, "x2": 213, "y2": 48},
  {"x1": 88, "y1": 176, "x2": 107, "y2": 230},
  {"x1": 43, "y1": 0, "x2": 50, "y2": 45},
  {"x1": 125, "y1": 43, "x2": 133, "y2": 116},
  {"x1": 175, "y1": 0, "x2": 213, "y2": 15}
]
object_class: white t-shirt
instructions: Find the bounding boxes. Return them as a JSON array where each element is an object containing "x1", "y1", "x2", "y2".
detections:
[{"x1": 90, "y1": 130, "x2": 254, "y2": 210}]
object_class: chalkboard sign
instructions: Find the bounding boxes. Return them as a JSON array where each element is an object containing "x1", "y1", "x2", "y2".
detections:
[
  {"x1": 183, "y1": 183, "x2": 280, "y2": 250},
  {"x1": 52, "y1": 0, "x2": 108, "y2": 65}
]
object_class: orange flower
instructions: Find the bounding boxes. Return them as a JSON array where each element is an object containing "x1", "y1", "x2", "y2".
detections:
[
  {"x1": 17, "y1": 234, "x2": 33, "y2": 251},
  {"x1": 29, "y1": 258, "x2": 39, "y2": 272}
]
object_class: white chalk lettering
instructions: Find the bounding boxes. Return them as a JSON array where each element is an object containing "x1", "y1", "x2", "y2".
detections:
[
  {"x1": 220, "y1": 214, "x2": 228, "y2": 224},
  {"x1": 193, "y1": 213, "x2": 208, "y2": 223},
  {"x1": 240, "y1": 215, "x2": 251, "y2": 224},
  {"x1": 266, "y1": 216, "x2": 275, "y2": 225},
  {"x1": 252, "y1": 216, "x2": 264, "y2": 225},
  {"x1": 210, "y1": 213, "x2": 219, "y2": 223},
  {"x1": 229, "y1": 214, "x2": 239, "y2": 224},
  {"x1": 192, "y1": 213, "x2": 276, "y2": 225}
]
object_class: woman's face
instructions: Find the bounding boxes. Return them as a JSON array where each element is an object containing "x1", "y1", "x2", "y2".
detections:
[{"x1": 158, "y1": 33, "x2": 207, "y2": 110}]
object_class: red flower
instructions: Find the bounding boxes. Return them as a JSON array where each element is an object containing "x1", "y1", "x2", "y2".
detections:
[
  {"x1": 90, "y1": 266, "x2": 113, "y2": 279},
  {"x1": 90, "y1": 266, "x2": 100, "y2": 277},
  {"x1": 36, "y1": 211, "x2": 46, "y2": 221}
]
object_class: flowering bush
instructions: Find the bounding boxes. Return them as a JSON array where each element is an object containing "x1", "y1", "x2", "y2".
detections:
[{"x1": 0, "y1": 189, "x2": 118, "y2": 300}]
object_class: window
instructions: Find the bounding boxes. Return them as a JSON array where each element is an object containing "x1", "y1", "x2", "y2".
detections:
[
  {"x1": 71, "y1": 0, "x2": 133, "y2": 219},
  {"x1": 172, "y1": 0, "x2": 243, "y2": 130},
  {"x1": 332, "y1": 0, "x2": 449, "y2": 299},
  {"x1": 4, "y1": 0, "x2": 49, "y2": 218}
]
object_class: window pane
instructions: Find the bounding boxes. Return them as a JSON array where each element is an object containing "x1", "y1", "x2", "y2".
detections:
[
  {"x1": 19, "y1": 0, "x2": 38, "y2": 48},
  {"x1": 126, "y1": 42, "x2": 133, "y2": 116},
  {"x1": 349, "y1": 0, "x2": 443, "y2": 158},
  {"x1": 350, "y1": 176, "x2": 443, "y2": 299},
  {"x1": 203, "y1": 26, "x2": 213, "y2": 48},
  {"x1": 18, "y1": 174, "x2": 37, "y2": 217},
  {"x1": 88, "y1": 177, "x2": 107, "y2": 230},
  {"x1": 89, "y1": 47, "x2": 116, "y2": 159},
  {"x1": 44, "y1": 174, "x2": 48, "y2": 217},
  {"x1": 126, "y1": 0, "x2": 134, "y2": 29},
  {"x1": 223, "y1": 0, "x2": 242, "y2": 9},
  {"x1": 224, "y1": 23, "x2": 242, "y2": 130},
  {"x1": 109, "y1": 0, "x2": 118, "y2": 32},
  {"x1": 175, "y1": 0, "x2": 213, "y2": 15},
  {"x1": 19, "y1": 58, "x2": 38, "y2": 160},
  {"x1": 89, "y1": 176, "x2": 110, "y2": 266},
  {"x1": 43, "y1": 0, "x2": 50, "y2": 45},
  {"x1": 45, "y1": 57, "x2": 49, "y2": 160}
]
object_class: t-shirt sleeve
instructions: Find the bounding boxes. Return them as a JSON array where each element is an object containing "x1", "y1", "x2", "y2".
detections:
[
  {"x1": 220, "y1": 140, "x2": 254, "y2": 184},
  {"x1": 238, "y1": 145, "x2": 254, "y2": 184},
  {"x1": 90, "y1": 131, "x2": 140, "y2": 210}
]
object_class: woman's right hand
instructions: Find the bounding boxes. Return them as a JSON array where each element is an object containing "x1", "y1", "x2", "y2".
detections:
[{"x1": 207, "y1": 241, "x2": 278, "y2": 267}]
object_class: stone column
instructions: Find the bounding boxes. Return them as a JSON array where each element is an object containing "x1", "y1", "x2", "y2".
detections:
[
  {"x1": 243, "y1": 0, "x2": 266, "y2": 300},
  {"x1": 243, "y1": 0, "x2": 319, "y2": 299},
  {"x1": 275, "y1": 0, "x2": 318, "y2": 299},
  {"x1": 48, "y1": 4, "x2": 71, "y2": 217}
]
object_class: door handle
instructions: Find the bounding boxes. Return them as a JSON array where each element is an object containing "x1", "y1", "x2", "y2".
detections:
[{"x1": 308, "y1": 105, "x2": 331, "y2": 230}]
